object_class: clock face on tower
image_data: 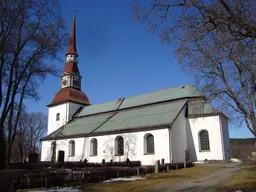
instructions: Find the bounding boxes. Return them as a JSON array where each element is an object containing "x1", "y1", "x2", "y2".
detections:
[
  {"x1": 62, "y1": 80, "x2": 67, "y2": 87},
  {"x1": 74, "y1": 79, "x2": 79, "y2": 87}
]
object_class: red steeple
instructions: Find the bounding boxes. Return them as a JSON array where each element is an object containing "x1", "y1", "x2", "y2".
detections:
[
  {"x1": 48, "y1": 11, "x2": 90, "y2": 107},
  {"x1": 66, "y1": 11, "x2": 78, "y2": 56},
  {"x1": 64, "y1": 10, "x2": 79, "y2": 73}
]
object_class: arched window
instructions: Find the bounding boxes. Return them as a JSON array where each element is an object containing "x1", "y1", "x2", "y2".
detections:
[
  {"x1": 69, "y1": 140, "x2": 75, "y2": 156},
  {"x1": 51, "y1": 141, "x2": 56, "y2": 162},
  {"x1": 199, "y1": 130, "x2": 210, "y2": 151},
  {"x1": 115, "y1": 136, "x2": 124, "y2": 155},
  {"x1": 90, "y1": 138, "x2": 98, "y2": 156},
  {"x1": 145, "y1": 134, "x2": 154, "y2": 154},
  {"x1": 56, "y1": 113, "x2": 60, "y2": 121}
]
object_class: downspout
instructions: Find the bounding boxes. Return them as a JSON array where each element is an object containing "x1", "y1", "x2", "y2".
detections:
[{"x1": 219, "y1": 116, "x2": 225, "y2": 160}]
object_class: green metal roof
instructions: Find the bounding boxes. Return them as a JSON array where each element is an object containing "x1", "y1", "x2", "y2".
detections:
[
  {"x1": 94, "y1": 100, "x2": 187, "y2": 133},
  {"x1": 77, "y1": 100, "x2": 122, "y2": 117},
  {"x1": 43, "y1": 100, "x2": 187, "y2": 140},
  {"x1": 119, "y1": 84, "x2": 201, "y2": 110},
  {"x1": 77, "y1": 84, "x2": 202, "y2": 117}
]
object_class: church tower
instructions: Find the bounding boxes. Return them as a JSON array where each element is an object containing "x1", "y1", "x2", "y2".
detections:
[{"x1": 47, "y1": 13, "x2": 90, "y2": 135}]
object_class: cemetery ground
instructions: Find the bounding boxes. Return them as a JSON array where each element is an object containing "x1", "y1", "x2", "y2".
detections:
[
  {"x1": 82, "y1": 164, "x2": 219, "y2": 192},
  {"x1": 10, "y1": 161, "x2": 256, "y2": 192},
  {"x1": 83, "y1": 162, "x2": 256, "y2": 192},
  {"x1": 217, "y1": 161, "x2": 256, "y2": 192}
]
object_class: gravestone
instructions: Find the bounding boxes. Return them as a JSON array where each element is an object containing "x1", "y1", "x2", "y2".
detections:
[
  {"x1": 252, "y1": 152, "x2": 256, "y2": 159},
  {"x1": 28, "y1": 152, "x2": 39, "y2": 163},
  {"x1": 137, "y1": 168, "x2": 140, "y2": 175},
  {"x1": 102, "y1": 159, "x2": 105, "y2": 167},
  {"x1": 126, "y1": 158, "x2": 131, "y2": 167},
  {"x1": 185, "y1": 150, "x2": 189, "y2": 161},
  {"x1": 155, "y1": 160, "x2": 160, "y2": 173},
  {"x1": 57, "y1": 150, "x2": 65, "y2": 163}
]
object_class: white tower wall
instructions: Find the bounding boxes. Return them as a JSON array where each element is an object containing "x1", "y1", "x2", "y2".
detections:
[{"x1": 47, "y1": 102, "x2": 84, "y2": 135}]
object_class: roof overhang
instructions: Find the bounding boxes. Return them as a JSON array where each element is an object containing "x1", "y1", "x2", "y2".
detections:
[{"x1": 41, "y1": 124, "x2": 172, "y2": 141}]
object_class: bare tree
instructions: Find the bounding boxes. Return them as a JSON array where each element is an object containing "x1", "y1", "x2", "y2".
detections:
[
  {"x1": 134, "y1": 0, "x2": 256, "y2": 137},
  {"x1": 0, "y1": 0, "x2": 67, "y2": 168},
  {"x1": 9, "y1": 111, "x2": 47, "y2": 162},
  {"x1": 21, "y1": 112, "x2": 47, "y2": 151},
  {"x1": 4, "y1": 104, "x2": 27, "y2": 162},
  {"x1": 123, "y1": 133, "x2": 137, "y2": 160},
  {"x1": 103, "y1": 134, "x2": 137, "y2": 161},
  {"x1": 103, "y1": 136, "x2": 115, "y2": 160}
]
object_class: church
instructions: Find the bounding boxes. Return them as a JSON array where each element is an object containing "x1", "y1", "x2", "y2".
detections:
[{"x1": 40, "y1": 15, "x2": 231, "y2": 165}]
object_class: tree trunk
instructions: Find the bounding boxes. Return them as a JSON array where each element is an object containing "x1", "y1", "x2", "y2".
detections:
[
  {"x1": 0, "y1": 121, "x2": 6, "y2": 169},
  {"x1": 19, "y1": 140, "x2": 24, "y2": 163},
  {"x1": 6, "y1": 142, "x2": 13, "y2": 164}
]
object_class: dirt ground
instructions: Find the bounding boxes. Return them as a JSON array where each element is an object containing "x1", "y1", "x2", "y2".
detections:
[{"x1": 149, "y1": 163, "x2": 244, "y2": 192}]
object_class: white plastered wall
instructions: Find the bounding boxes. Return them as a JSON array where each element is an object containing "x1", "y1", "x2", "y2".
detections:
[
  {"x1": 186, "y1": 115, "x2": 225, "y2": 161},
  {"x1": 41, "y1": 128, "x2": 171, "y2": 165},
  {"x1": 220, "y1": 116, "x2": 231, "y2": 159},
  {"x1": 47, "y1": 103, "x2": 68, "y2": 135},
  {"x1": 170, "y1": 107, "x2": 187, "y2": 162},
  {"x1": 47, "y1": 102, "x2": 84, "y2": 135}
]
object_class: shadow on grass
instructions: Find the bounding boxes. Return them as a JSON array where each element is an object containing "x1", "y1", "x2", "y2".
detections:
[
  {"x1": 219, "y1": 186, "x2": 256, "y2": 192},
  {"x1": 218, "y1": 162, "x2": 256, "y2": 192},
  {"x1": 147, "y1": 174, "x2": 190, "y2": 180},
  {"x1": 174, "y1": 186, "x2": 215, "y2": 192}
]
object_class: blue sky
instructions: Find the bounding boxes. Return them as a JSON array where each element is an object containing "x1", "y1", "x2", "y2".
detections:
[{"x1": 25, "y1": 0, "x2": 253, "y2": 139}]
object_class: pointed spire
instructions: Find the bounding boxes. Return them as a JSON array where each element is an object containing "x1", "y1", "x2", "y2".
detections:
[{"x1": 66, "y1": 9, "x2": 78, "y2": 56}]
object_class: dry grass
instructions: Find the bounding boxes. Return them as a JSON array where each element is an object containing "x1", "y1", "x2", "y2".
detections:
[
  {"x1": 219, "y1": 162, "x2": 256, "y2": 192},
  {"x1": 82, "y1": 165, "x2": 218, "y2": 192}
]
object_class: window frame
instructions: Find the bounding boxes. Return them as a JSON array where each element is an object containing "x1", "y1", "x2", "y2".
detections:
[
  {"x1": 69, "y1": 140, "x2": 75, "y2": 157},
  {"x1": 115, "y1": 136, "x2": 124, "y2": 156},
  {"x1": 199, "y1": 130, "x2": 210, "y2": 152},
  {"x1": 90, "y1": 138, "x2": 98, "y2": 156},
  {"x1": 51, "y1": 141, "x2": 56, "y2": 162},
  {"x1": 144, "y1": 133, "x2": 155, "y2": 155},
  {"x1": 56, "y1": 113, "x2": 60, "y2": 121}
]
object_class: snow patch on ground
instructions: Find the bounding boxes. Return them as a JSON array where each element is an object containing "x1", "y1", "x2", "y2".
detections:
[
  {"x1": 230, "y1": 158, "x2": 243, "y2": 163},
  {"x1": 194, "y1": 161, "x2": 206, "y2": 164},
  {"x1": 28, "y1": 187, "x2": 81, "y2": 192},
  {"x1": 103, "y1": 176, "x2": 146, "y2": 183}
]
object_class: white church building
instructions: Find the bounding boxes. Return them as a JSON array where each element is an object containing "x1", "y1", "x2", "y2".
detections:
[{"x1": 41, "y1": 15, "x2": 231, "y2": 165}]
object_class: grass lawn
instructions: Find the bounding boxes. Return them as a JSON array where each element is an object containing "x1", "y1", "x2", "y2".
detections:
[
  {"x1": 218, "y1": 161, "x2": 256, "y2": 192},
  {"x1": 83, "y1": 165, "x2": 219, "y2": 192}
]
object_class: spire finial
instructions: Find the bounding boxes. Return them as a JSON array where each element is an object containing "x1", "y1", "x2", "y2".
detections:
[
  {"x1": 73, "y1": 8, "x2": 76, "y2": 18},
  {"x1": 66, "y1": 10, "x2": 78, "y2": 57}
]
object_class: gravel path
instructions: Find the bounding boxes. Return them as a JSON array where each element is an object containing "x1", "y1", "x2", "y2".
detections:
[{"x1": 149, "y1": 163, "x2": 244, "y2": 192}]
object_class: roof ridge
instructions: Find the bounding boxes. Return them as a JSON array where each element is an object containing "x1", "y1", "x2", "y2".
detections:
[{"x1": 121, "y1": 84, "x2": 194, "y2": 98}]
